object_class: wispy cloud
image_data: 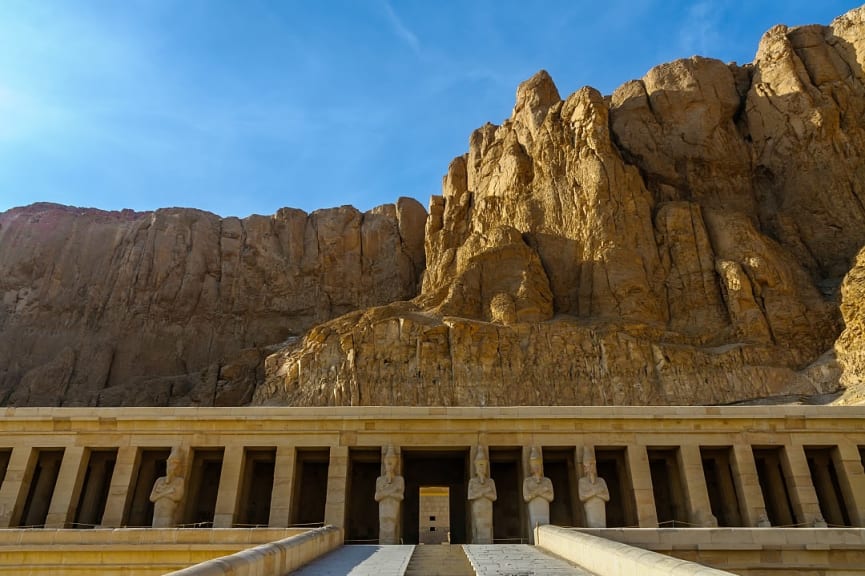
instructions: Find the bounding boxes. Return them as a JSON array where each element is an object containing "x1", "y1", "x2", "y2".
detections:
[
  {"x1": 381, "y1": 0, "x2": 421, "y2": 53},
  {"x1": 678, "y1": 0, "x2": 726, "y2": 57}
]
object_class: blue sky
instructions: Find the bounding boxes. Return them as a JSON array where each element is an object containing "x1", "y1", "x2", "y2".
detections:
[{"x1": 0, "y1": 1, "x2": 860, "y2": 217}]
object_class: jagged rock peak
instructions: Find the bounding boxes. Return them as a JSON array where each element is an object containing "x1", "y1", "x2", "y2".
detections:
[
  {"x1": 256, "y1": 5, "x2": 865, "y2": 408},
  {"x1": 512, "y1": 69, "x2": 561, "y2": 132}
]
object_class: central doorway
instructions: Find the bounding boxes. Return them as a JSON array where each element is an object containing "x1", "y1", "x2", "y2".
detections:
[
  {"x1": 403, "y1": 449, "x2": 468, "y2": 544},
  {"x1": 419, "y1": 486, "x2": 450, "y2": 544}
]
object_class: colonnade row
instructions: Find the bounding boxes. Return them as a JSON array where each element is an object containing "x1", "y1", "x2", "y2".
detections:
[{"x1": 1, "y1": 439, "x2": 864, "y2": 542}]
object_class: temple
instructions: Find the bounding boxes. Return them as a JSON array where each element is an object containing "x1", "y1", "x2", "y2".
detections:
[{"x1": 1, "y1": 405, "x2": 865, "y2": 574}]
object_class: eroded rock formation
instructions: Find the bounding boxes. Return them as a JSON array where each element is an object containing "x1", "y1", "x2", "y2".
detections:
[
  {"x1": 4, "y1": 6, "x2": 865, "y2": 407},
  {"x1": 837, "y1": 245, "x2": 865, "y2": 403},
  {"x1": 254, "y1": 6, "x2": 865, "y2": 407},
  {"x1": 0, "y1": 200, "x2": 426, "y2": 405}
]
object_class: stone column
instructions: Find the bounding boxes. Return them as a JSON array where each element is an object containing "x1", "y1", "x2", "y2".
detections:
[
  {"x1": 323, "y1": 446, "x2": 349, "y2": 529},
  {"x1": 468, "y1": 444, "x2": 496, "y2": 543},
  {"x1": 269, "y1": 446, "x2": 296, "y2": 527},
  {"x1": 100, "y1": 446, "x2": 143, "y2": 527},
  {"x1": 730, "y1": 444, "x2": 768, "y2": 527},
  {"x1": 522, "y1": 445, "x2": 553, "y2": 543},
  {"x1": 833, "y1": 443, "x2": 865, "y2": 527},
  {"x1": 213, "y1": 445, "x2": 245, "y2": 528},
  {"x1": 376, "y1": 445, "x2": 405, "y2": 545},
  {"x1": 626, "y1": 445, "x2": 658, "y2": 527},
  {"x1": 0, "y1": 446, "x2": 36, "y2": 527},
  {"x1": 783, "y1": 444, "x2": 825, "y2": 527},
  {"x1": 678, "y1": 445, "x2": 717, "y2": 527},
  {"x1": 44, "y1": 446, "x2": 88, "y2": 528}
]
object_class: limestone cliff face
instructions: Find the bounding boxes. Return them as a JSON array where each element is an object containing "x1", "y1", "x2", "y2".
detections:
[
  {"x1": 0, "y1": 200, "x2": 426, "y2": 406},
  {"x1": 254, "y1": 7, "x2": 865, "y2": 407},
  {"x1": 5, "y1": 7, "x2": 865, "y2": 408},
  {"x1": 837, "y1": 245, "x2": 865, "y2": 403}
]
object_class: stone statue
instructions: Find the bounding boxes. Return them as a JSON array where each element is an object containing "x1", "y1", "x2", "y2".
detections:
[
  {"x1": 578, "y1": 447, "x2": 609, "y2": 528},
  {"x1": 150, "y1": 447, "x2": 186, "y2": 528},
  {"x1": 374, "y1": 445, "x2": 405, "y2": 544},
  {"x1": 468, "y1": 445, "x2": 497, "y2": 543},
  {"x1": 522, "y1": 446, "x2": 554, "y2": 543}
]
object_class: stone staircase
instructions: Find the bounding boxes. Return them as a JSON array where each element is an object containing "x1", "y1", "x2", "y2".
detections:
[{"x1": 404, "y1": 544, "x2": 475, "y2": 576}]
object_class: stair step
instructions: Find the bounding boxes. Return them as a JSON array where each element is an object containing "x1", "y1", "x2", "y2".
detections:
[{"x1": 404, "y1": 544, "x2": 475, "y2": 576}]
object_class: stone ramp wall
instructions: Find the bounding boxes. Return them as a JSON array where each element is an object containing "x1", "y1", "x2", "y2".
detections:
[
  {"x1": 0, "y1": 527, "x2": 312, "y2": 576},
  {"x1": 535, "y1": 524, "x2": 733, "y2": 575},
  {"x1": 167, "y1": 525, "x2": 342, "y2": 576}
]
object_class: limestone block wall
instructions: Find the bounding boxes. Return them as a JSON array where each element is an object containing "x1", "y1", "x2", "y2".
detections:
[
  {"x1": 0, "y1": 528, "x2": 309, "y2": 576},
  {"x1": 0, "y1": 406, "x2": 863, "y2": 543},
  {"x1": 576, "y1": 527, "x2": 865, "y2": 575}
]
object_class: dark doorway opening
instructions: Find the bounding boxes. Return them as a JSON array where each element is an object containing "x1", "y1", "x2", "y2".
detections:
[
  {"x1": 18, "y1": 449, "x2": 64, "y2": 527},
  {"x1": 701, "y1": 447, "x2": 742, "y2": 527},
  {"x1": 346, "y1": 449, "x2": 380, "y2": 543},
  {"x1": 596, "y1": 447, "x2": 637, "y2": 527},
  {"x1": 236, "y1": 448, "x2": 276, "y2": 527},
  {"x1": 183, "y1": 448, "x2": 224, "y2": 526},
  {"x1": 490, "y1": 447, "x2": 524, "y2": 543},
  {"x1": 291, "y1": 448, "x2": 330, "y2": 527},
  {"x1": 403, "y1": 449, "x2": 468, "y2": 544},
  {"x1": 543, "y1": 448, "x2": 578, "y2": 527},
  {"x1": 125, "y1": 448, "x2": 170, "y2": 526},
  {"x1": 753, "y1": 447, "x2": 797, "y2": 527},
  {"x1": 647, "y1": 448, "x2": 687, "y2": 526},
  {"x1": 0, "y1": 449, "x2": 11, "y2": 488},
  {"x1": 74, "y1": 449, "x2": 117, "y2": 528},
  {"x1": 805, "y1": 446, "x2": 851, "y2": 527}
]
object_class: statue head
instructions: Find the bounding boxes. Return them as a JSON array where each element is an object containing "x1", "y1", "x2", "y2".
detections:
[
  {"x1": 474, "y1": 446, "x2": 489, "y2": 481},
  {"x1": 529, "y1": 446, "x2": 542, "y2": 478},
  {"x1": 383, "y1": 445, "x2": 398, "y2": 479},
  {"x1": 582, "y1": 446, "x2": 597, "y2": 482},
  {"x1": 166, "y1": 447, "x2": 185, "y2": 479}
]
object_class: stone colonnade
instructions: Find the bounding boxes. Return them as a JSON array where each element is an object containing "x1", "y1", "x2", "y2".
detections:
[{"x1": 0, "y1": 406, "x2": 863, "y2": 543}]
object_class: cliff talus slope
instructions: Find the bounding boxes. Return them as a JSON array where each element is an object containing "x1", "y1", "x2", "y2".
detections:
[{"x1": 255, "y1": 6, "x2": 865, "y2": 407}]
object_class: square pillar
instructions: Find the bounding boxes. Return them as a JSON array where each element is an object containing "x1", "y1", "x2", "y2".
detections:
[
  {"x1": 44, "y1": 446, "x2": 89, "y2": 528},
  {"x1": 100, "y1": 446, "x2": 139, "y2": 527},
  {"x1": 783, "y1": 444, "x2": 825, "y2": 526},
  {"x1": 731, "y1": 444, "x2": 768, "y2": 526},
  {"x1": 324, "y1": 446, "x2": 349, "y2": 529},
  {"x1": 269, "y1": 446, "x2": 296, "y2": 527},
  {"x1": 678, "y1": 445, "x2": 717, "y2": 527},
  {"x1": 0, "y1": 446, "x2": 36, "y2": 527},
  {"x1": 626, "y1": 445, "x2": 658, "y2": 527},
  {"x1": 213, "y1": 445, "x2": 245, "y2": 528},
  {"x1": 833, "y1": 443, "x2": 865, "y2": 527}
]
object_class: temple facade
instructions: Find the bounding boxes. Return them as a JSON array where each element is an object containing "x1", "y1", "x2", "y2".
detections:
[{"x1": 1, "y1": 405, "x2": 865, "y2": 574}]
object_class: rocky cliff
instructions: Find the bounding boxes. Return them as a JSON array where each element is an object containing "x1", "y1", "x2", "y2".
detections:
[
  {"x1": 4, "y1": 6, "x2": 865, "y2": 407},
  {"x1": 0, "y1": 200, "x2": 425, "y2": 405},
  {"x1": 253, "y1": 6, "x2": 865, "y2": 407}
]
